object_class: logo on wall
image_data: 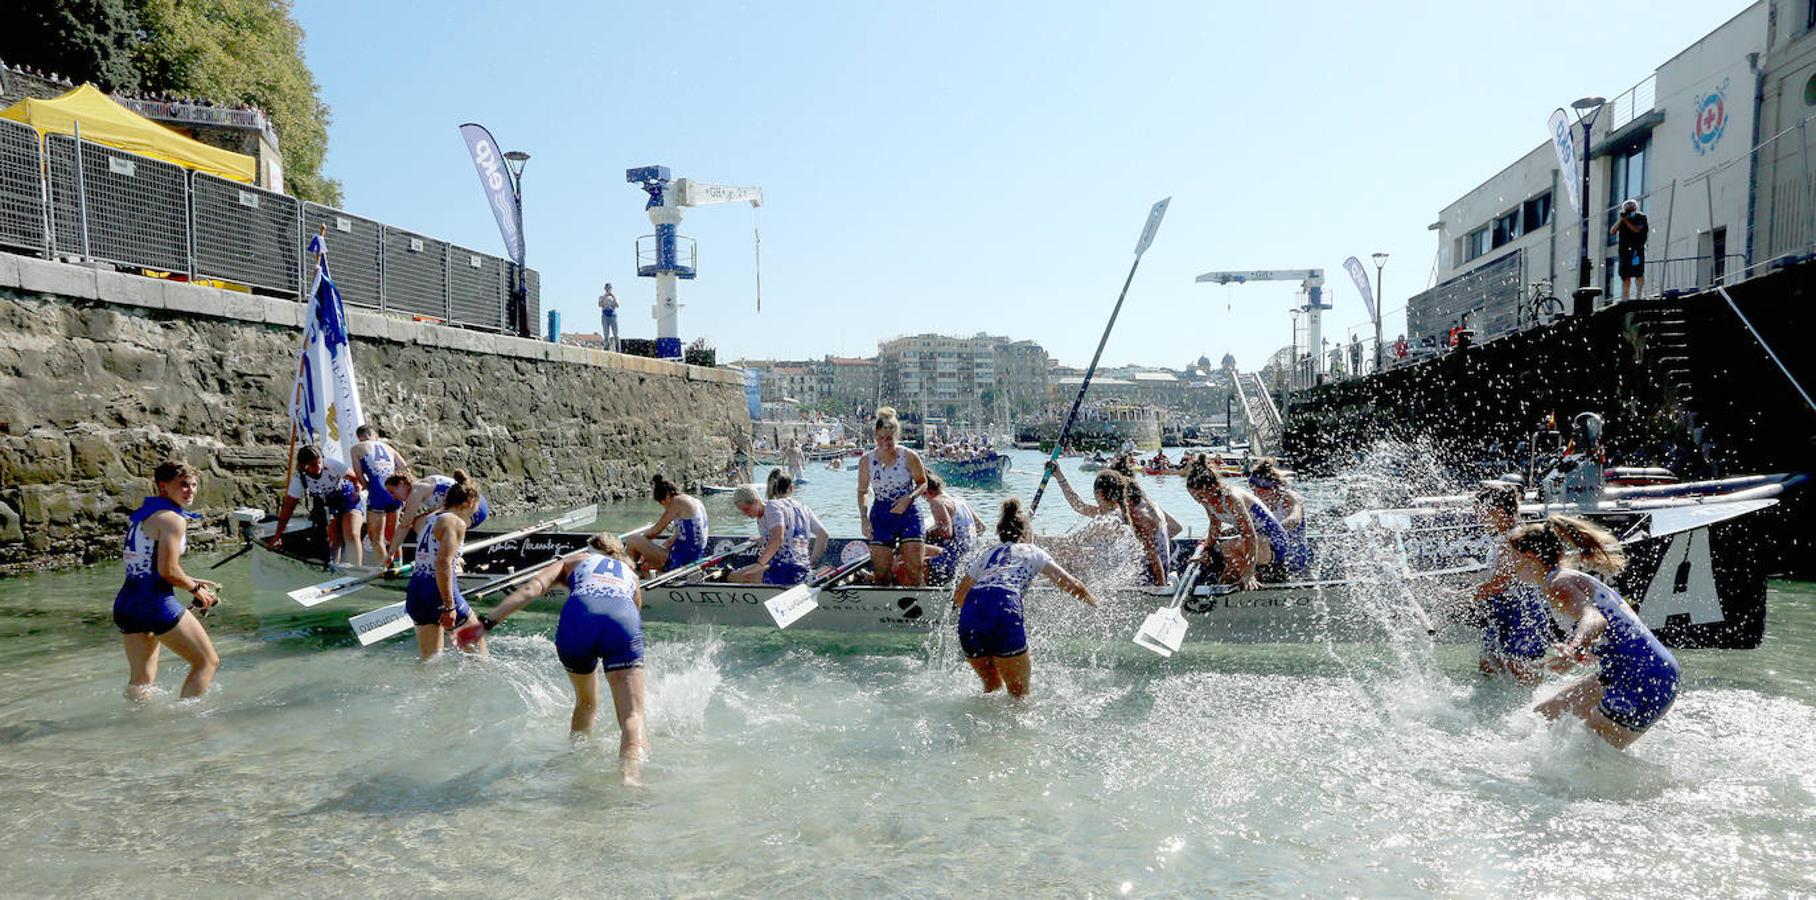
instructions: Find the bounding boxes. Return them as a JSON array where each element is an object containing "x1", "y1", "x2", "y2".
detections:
[{"x1": 1691, "y1": 79, "x2": 1729, "y2": 157}]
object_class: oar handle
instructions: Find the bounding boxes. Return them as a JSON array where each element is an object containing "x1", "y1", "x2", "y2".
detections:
[
  {"x1": 641, "y1": 539, "x2": 760, "y2": 589},
  {"x1": 809, "y1": 555, "x2": 872, "y2": 588},
  {"x1": 1167, "y1": 562, "x2": 1201, "y2": 611}
]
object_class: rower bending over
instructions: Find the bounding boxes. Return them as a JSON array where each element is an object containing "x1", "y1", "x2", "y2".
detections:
[
  {"x1": 1046, "y1": 465, "x2": 1168, "y2": 585},
  {"x1": 857, "y1": 406, "x2": 929, "y2": 586},
  {"x1": 728, "y1": 477, "x2": 827, "y2": 586},
  {"x1": 115, "y1": 461, "x2": 221, "y2": 700},
  {"x1": 1507, "y1": 516, "x2": 1679, "y2": 749},
  {"x1": 627, "y1": 474, "x2": 709, "y2": 577},
  {"x1": 403, "y1": 479, "x2": 489, "y2": 660},
  {"x1": 350, "y1": 424, "x2": 411, "y2": 565},
  {"x1": 923, "y1": 474, "x2": 978, "y2": 586},
  {"x1": 1451, "y1": 483, "x2": 1551, "y2": 683},
  {"x1": 951, "y1": 498, "x2": 1098, "y2": 698},
  {"x1": 484, "y1": 532, "x2": 649, "y2": 785},
  {"x1": 270, "y1": 445, "x2": 366, "y2": 566},
  {"x1": 383, "y1": 470, "x2": 490, "y2": 564},
  {"x1": 1182, "y1": 454, "x2": 1285, "y2": 590},
  {"x1": 1246, "y1": 458, "x2": 1310, "y2": 576}
]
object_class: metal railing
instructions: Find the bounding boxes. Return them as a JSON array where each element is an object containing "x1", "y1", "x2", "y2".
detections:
[
  {"x1": 0, "y1": 116, "x2": 539, "y2": 333},
  {"x1": 1606, "y1": 73, "x2": 1656, "y2": 133}
]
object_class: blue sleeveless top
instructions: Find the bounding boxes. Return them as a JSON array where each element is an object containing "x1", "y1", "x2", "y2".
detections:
[
  {"x1": 117, "y1": 497, "x2": 194, "y2": 601},
  {"x1": 565, "y1": 553, "x2": 639, "y2": 616}
]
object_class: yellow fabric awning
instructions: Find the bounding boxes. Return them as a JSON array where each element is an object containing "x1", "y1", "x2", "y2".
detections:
[{"x1": 0, "y1": 84, "x2": 257, "y2": 183}]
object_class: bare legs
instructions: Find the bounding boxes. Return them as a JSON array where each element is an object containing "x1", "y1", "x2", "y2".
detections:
[
  {"x1": 412, "y1": 619, "x2": 487, "y2": 661},
  {"x1": 869, "y1": 541, "x2": 926, "y2": 587},
  {"x1": 966, "y1": 654, "x2": 1031, "y2": 698},
  {"x1": 122, "y1": 612, "x2": 220, "y2": 700},
  {"x1": 366, "y1": 510, "x2": 395, "y2": 567},
  {"x1": 1534, "y1": 674, "x2": 1643, "y2": 750},
  {"x1": 568, "y1": 667, "x2": 649, "y2": 785},
  {"x1": 626, "y1": 533, "x2": 669, "y2": 577}
]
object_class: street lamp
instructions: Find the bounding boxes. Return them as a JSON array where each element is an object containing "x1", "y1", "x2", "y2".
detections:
[
  {"x1": 1370, "y1": 251, "x2": 1389, "y2": 370},
  {"x1": 1569, "y1": 97, "x2": 1604, "y2": 311},
  {"x1": 503, "y1": 150, "x2": 531, "y2": 336}
]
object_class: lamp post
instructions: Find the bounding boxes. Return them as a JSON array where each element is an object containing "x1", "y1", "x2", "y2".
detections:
[
  {"x1": 1370, "y1": 251, "x2": 1388, "y2": 371},
  {"x1": 1569, "y1": 97, "x2": 1604, "y2": 311},
  {"x1": 503, "y1": 149, "x2": 531, "y2": 336}
]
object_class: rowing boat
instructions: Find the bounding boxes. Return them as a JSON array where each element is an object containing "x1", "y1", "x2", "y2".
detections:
[{"x1": 927, "y1": 452, "x2": 1011, "y2": 485}]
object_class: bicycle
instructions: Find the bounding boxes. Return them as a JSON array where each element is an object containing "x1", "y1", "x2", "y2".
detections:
[{"x1": 1525, "y1": 279, "x2": 1566, "y2": 329}]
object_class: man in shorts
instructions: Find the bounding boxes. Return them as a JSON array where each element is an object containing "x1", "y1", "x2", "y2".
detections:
[{"x1": 1610, "y1": 199, "x2": 1648, "y2": 301}]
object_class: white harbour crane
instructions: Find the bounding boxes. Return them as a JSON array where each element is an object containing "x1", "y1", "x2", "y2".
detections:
[
  {"x1": 625, "y1": 166, "x2": 764, "y2": 359},
  {"x1": 1195, "y1": 268, "x2": 1328, "y2": 380}
]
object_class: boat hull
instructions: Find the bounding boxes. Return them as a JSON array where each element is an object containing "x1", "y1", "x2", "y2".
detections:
[{"x1": 927, "y1": 454, "x2": 1011, "y2": 484}]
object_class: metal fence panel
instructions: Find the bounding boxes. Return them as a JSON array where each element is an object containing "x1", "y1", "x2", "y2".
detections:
[
  {"x1": 46, "y1": 135, "x2": 189, "y2": 272},
  {"x1": 381, "y1": 227, "x2": 448, "y2": 319},
  {"x1": 192, "y1": 171, "x2": 299, "y2": 294},
  {"x1": 0, "y1": 119, "x2": 46, "y2": 255},
  {"x1": 447, "y1": 245, "x2": 504, "y2": 331},
  {"x1": 302, "y1": 203, "x2": 383, "y2": 310}
]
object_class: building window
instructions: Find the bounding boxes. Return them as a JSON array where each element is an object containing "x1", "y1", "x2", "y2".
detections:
[
  {"x1": 1464, "y1": 227, "x2": 1491, "y2": 260},
  {"x1": 1522, "y1": 192, "x2": 1552, "y2": 233},
  {"x1": 1491, "y1": 209, "x2": 1522, "y2": 248},
  {"x1": 1606, "y1": 137, "x2": 1649, "y2": 244}
]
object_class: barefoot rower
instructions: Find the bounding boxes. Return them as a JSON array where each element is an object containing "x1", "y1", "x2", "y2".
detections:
[
  {"x1": 857, "y1": 406, "x2": 929, "y2": 586},
  {"x1": 626, "y1": 474, "x2": 709, "y2": 577},
  {"x1": 484, "y1": 532, "x2": 649, "y2": 785},
  {"x1": 403, "y1": 478, "x2": 488, "y2": 660},
  {"x1": 270, "y1": 445, "x2": 366, "y2": 566},
  {"x1": 923, "y1": 474, "x2": 978, "y2": 586},
  {"x1": 1507, "y1": 515, "x2": 1679, "y2": 749},
  {"x1": 350, "y1": 424, "x2": 410, "y2": 565},
  {"x1": 728, "y1": 477, "x2": 828, "y2": 585},
  {"x1": 951, "y1": 498, "x2": 1098, "y2": 698},
  {"x1": 115, "y1": 461, "x2": 221, "y2": 700}
]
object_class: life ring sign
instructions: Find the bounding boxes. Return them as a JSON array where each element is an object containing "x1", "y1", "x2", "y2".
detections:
[{"x1": 1691, "y1": 79, "x2": 1728, "y2": 157}]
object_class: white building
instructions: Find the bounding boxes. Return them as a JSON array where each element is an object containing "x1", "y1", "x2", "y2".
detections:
[{"x1": 1411, "y1": 3, "x2": 1768, "y2": 345}]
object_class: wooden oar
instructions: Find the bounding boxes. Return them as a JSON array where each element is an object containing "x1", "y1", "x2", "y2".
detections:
[
  {"x1": 289, "y1": 503, "x2": 597, "y2": 607},
  {"x1": 763, "y1": 556, "x2": 873, "y2": 629},
  {"x1": 1029, "y1": 197, "x2": 1170, "y2": 517}
]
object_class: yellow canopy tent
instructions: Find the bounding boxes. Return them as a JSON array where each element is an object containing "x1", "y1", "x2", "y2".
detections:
[{"x1": 0, "y1": 84, "x2": 256, "y2": 183}]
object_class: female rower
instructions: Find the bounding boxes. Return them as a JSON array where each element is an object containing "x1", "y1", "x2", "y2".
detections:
[
  {"x1": 270, "y1": 445, "x2": 366, "y2": 566},
  {"x1": 484, "y1": 532, "x2": 648, "y2": 785},
  {"x1": 856, "y1": 406, "x2": 929, "y2": 586},
  {"x1": 1247, "y1": 458, "x2": 1311, "y2": 575},
  {"x1": 383, "y1": 470, "x2": 490, "y2": 562},
  {"x1": 116, "y1": 461, "x2": 220, "y2": 700},
  {"x1": 1046, "y1": 465, "x2": 1169, "y2": 584},
  {"x1": 1449, "y1": 483, "x2": 1552, "y2": 683},
  {"x1": 923, "y1": 474, "x2": 979, "y2": 586},
  {"x1": 1506, "y1": 515, "x2": 1678, "y2": 748},
  {"x1": 403, "y1": 478, "x2": 488, "y2": 660},
  {"x1": 350, "y1": 424, "x2": 410, "y2": 565},
  {"x1": 1182, "y1": 454, "x2": 1285, "y2": 590},
  {"x1": 626, "y1": 474, "x2": 709, "y2": 577},
  {"x1": 728, "y1": 477, "x2": 828, "y2": 585},
  {"x1": 952, "y1": 498, "x2": 1098, "y2": 698}
]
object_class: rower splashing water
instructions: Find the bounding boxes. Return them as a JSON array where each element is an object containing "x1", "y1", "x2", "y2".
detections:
[
  {"x1": 1045, "y1": 465, "x2": 1169, "y2": 585},
  {"x1": 1449, "y1": 482, "x2": 1553, "y2": 683},
  {"x1": 857, "y1": 406, "x2": 929, "y2": 586},
  {"x1": 404, "y1": 478, "x2": 489, "y2": 660},
  {"x1": 115, "y1": 460, "x2": 221, "y2": 701},
  {"x1": 922, "y1": 473, "x2": 978, "y2": 587},
  {"x1": 950, "y1": 497, "x2": 1099, "y2": 698},
  {"x1": 1182, "y1": 453, "x2": 1285, "y2": 590},
  {"x1": 483, "y1": 531, "x2": 650, "y2": 785}
]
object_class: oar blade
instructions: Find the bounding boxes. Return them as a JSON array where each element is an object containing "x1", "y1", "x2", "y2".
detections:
[
  {"x1": 1133, "y1": 607, "x2": 1187, "y2": 656},
  {"x1": 350, "y1": 601, "x2": 416, "y2": 646},
  {"x1": 764, "y1": 583, "x2": 819, "y2": 629},
  {"x1": 289, "y1": 575, "x2": 366, "y2": 607},
  {"x1": 553, "y1": 503, "x2": 599, "y2": 531}
]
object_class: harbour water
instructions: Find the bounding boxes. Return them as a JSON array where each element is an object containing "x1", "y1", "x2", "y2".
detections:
[{"x1": 0, "y1": 451, "x2": 1811, "y2": 895}]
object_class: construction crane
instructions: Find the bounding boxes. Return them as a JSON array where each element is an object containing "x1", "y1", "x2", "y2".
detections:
[
  {"x1": 1195, "y1": 268, "x2": 1328, "y2": 380},
  {"x1": 625, "y1": 165, "x2": 764, "y2": 359}
]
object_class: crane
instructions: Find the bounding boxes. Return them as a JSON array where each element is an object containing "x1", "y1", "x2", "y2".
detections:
[
  {"x1": 1194, "y1": 268, "x2": 1328, "y2": 380},
  {"x1": 625, "y1": 165, "x2": 764, "y2": 359}
]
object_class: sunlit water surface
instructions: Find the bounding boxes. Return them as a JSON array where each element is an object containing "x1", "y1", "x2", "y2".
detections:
[{"x1": 1, "y1": 450, "x2": 1811, "y2": 896}]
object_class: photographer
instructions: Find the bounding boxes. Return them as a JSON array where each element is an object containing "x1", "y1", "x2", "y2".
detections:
[{"x1": 1610, "y1": 199, "x2": 1648, "y2": 301}]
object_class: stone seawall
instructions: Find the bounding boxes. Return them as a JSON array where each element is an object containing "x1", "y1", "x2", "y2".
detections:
[{"x1": 0, "y1": 252, "x2": 750, "y2": 572}]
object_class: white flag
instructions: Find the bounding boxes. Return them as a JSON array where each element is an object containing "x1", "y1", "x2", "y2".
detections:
[
  {"x1": 1343, "y1": 256, "x2": 1377, "y2": 323},
  {"x1": 1548, "y1": 108, "x2": 1582, "y2": 215},
  {"x1": 290, "y1": 253, "x2": 365, "y2": 467}
]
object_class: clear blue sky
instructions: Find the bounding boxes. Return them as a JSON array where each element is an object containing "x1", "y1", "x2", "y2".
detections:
[{"x1": 298, "y1": 0, "x2": 1752, "y2": 370}]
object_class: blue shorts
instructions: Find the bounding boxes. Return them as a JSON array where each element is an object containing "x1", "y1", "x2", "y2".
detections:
[
  {"x1": 366, "y1": 483, "x2": 403, "y2": 512},
  {"x1": 956, "y1": 586, "x2": 1028, "y2": 659},
  {"x1": 1598, "y1": 659, "x2": 1679, "y2": 732},
  {"x1": 868, "y1": 501, "x2": 924, "y2": 547},
  {"x1": 555, "y1": 600, "x2": 644, "y2": 674},
  {"x1": 404, "y1": 576, "x2": 472, "y2": 628},
  {"x1": 665, "y1": 538, "x2": 705, "y2": 571},
  {"x1": 925, "y1": 538, "x2": 971, "y2": 585},
  {"x1": 325, "y1": 483, "x2": 366, "y2": 516},
  {"x1": 113, "y1": 589, "x2": 186, "y2": 635},
  {"x1": 762, "y1": 561, "x2": 810, "y2": 586},
  {"x1": 1482, "y1": 592, "x2": 1550, "y2": 661}
]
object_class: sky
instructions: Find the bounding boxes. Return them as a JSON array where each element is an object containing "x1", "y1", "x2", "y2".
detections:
[{"x1": 297, "y1": 0, "x2": 1754, "y2": 371}]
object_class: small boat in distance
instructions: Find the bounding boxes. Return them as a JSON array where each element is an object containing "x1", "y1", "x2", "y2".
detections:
[{"x1": 926, "y1": 451, "x2": 1011, "y2": 485}]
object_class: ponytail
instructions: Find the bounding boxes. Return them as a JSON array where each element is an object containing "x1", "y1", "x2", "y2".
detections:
[
  {"x1": 652, "y1": 473, "x2": 679, "y2": 502},
  {"x1": 996, "y1": 497, "x2": 1030, "y2": 544},
  {"x1": 451, "y1": 468, "x2": 471, "y2": 485},
  {"x1": 445, "y1": 479, "x2": 482, "y2": 511},
  {"x1": 1508, "y1": 514, "x2": 1625, "y2": 574},
  {"x1": 587, "y1": 531, "x2": 628, "y2": 560}
]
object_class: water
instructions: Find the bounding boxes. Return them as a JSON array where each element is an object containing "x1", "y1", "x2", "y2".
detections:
[{"x1": 1, "y1": 450, "x2": 1812, "y2": 895}]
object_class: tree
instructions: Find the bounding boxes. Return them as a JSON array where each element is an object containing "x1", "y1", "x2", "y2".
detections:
[{"x1": 0, "y1": 0, "x2": 145, "y2": 92}]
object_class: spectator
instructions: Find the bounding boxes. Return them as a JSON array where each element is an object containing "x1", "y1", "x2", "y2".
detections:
[
  {"x1": 1610, "y1": 198, "x2": 1648, "y2": 301},
  {"x1": 598, "y1": 282, "x2": 620, "y2": 352},
  {"x1": 1393, "y1": 334, "x2": 1409, "y2": 360}
]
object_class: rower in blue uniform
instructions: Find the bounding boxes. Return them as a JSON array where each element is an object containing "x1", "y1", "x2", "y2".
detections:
[
  {"x1": 115, "y1": 460, "x2": 220, "y2": 700},
  {"x1": 729, "y1": 476, "x2": 828, "y2": 585},
  {"x1": 951, "y1": 497, "x2": 1098, "y2": 698},
  {"x1": 627, "y1": 474, "x2": 709, "y2": 576},
  {"x1": 923, "y1": 473, "x2": 978, "y2": 586},
  {"x1": 485, "y1": 532, "x2": 650, "y2": 785},
  {"x1": 1454, "y1": 482, "x2": 1552, "y2": 683},
  {"x1": 269, "y1": 445, "x2": 366, "y2": 566},
  {"x1": 1506, "y1": 515, "x2": 1680, "y2": 749},
  {"x1": 857, "y1": 406, "x2": 929, "y2": 586},
  {"x1": 350, "y1": 424, "x2": 410, "y2": 565},
  {"x1": 403, "y1": 478, "x2": 488, "y2": 660},
  {"x1": 1182, "y1": 454, "x2": 1285, "y2": 590},
  {"x1": 1046, "y1": 465, "x2": 1169, "y2": 585},
  {"x1": 1247, "y1": 458, "x2": 1311, "y2": 576},
  {"x1": 383, "y1": 470, "x2": 489, "y2": 564}
]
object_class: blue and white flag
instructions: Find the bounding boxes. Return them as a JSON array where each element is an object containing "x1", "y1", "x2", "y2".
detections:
[
  {"x1": 1342, "y1": 256, "x2": 1377, "y2": 323},
  {"x1": 291, "y1": 254, "x2": 365, "y2": 467},
  {"x1": 458, "y1": 123, "x2": 524, "y2": 267},
  {"x1": 1548, "y1": 108, "x2": 1583, "y2": 215}
]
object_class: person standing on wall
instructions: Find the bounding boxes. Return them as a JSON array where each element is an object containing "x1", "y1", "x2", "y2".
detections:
[
  {"x1": 598, "y1": 282, "x2": 620, "y2": 353},
  {"x1": 1610, "y1": 199, "x2": 1649, "y2": 301}
]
